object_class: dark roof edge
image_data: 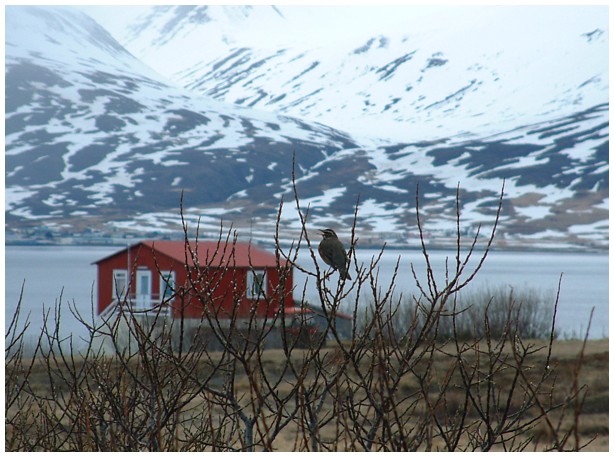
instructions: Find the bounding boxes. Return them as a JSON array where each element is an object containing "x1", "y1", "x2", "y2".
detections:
[{"x1": 91, "y1": 240, "x2": 143, "y2": 265}]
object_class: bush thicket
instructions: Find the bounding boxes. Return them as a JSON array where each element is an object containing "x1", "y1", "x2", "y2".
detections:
[{"x1": 5, "y1": 177, "x2": 598, "y2": 451}]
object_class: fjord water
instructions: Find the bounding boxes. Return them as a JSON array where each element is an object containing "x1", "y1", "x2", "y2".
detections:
[
  {"x1": 294, "y1": 249, "x2": 608, "y2": 340},
  {"x1": 5, "y1": 246, "x2": 608, "y2": 350}
]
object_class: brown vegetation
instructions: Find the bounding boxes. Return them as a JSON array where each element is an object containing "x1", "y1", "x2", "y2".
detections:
[
  {"x1": 6, "y1": 338, "x2": 608, "y2": 451},
  {"x1": 5, "y1": 175, "x2": 608, "y2": 451}
]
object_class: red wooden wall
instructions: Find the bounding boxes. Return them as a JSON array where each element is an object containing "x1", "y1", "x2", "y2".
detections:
[{"x1": 96, "y1": 243, "x2": 294, "y2": 319}]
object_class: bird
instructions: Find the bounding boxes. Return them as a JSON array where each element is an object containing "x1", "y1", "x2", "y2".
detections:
[{"x1": 317, "y1": 228, "x2": 351, "y2": 280}]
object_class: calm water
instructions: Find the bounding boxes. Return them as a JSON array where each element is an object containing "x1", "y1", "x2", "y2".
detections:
[{"x1": 5, "y1": 245, "x2": 609, "y2": 349}]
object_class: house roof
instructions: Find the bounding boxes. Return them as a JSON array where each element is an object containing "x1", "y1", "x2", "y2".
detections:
[{"x1": 94, "y1": 240, "x2": 287, "y2": 268}]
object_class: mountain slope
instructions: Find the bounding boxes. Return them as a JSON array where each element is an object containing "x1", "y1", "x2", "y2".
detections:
[
  {"x1": 92, "y1": 5, "x2": 608, "y2": 143},
  {"x1": 5, "y1": 6, "x2": 608, "y2": 250},
  {"x1": 6, "y1": 6, "x2": 362, "y2": 233}
]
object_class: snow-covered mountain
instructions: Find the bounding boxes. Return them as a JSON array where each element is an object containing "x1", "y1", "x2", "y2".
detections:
[
  {"x1": 5, "y1": 7, "x2": 359, "y2": 229},
  {"x1": 5, "y1": 6, "x2": 609, "y2": 250},
  {"x1": 90, "y1": 5, "x2": 608, "y2": 143}
]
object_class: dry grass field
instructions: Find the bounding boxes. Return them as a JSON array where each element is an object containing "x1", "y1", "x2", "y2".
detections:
[
  {"x1": 536, "y1": 339, "x2": 609, "y2": 451},
  {"x1": 6, "y1": 338, "x2": 608, "y2": 451},
  {"x1": 233, "y1": 339, "x2": 609, "y2": 451}
]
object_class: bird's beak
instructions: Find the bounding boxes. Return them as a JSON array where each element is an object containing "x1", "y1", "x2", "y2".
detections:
[{"x1": 317, "y1": 229, "x2": 326, "y2": 235}]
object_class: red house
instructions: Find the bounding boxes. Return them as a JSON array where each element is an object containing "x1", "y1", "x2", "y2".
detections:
[{"x1": 94, "y1": 240, "x2": 294, "y2": 321}]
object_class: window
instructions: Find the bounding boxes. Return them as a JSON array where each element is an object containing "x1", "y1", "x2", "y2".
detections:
[
  {"x1": 160, "y1": 270, "x2": 176, "y2": 302},
  {"x1": 112, "y1": 269, "x2": 128, "y2": 300},
  {"x1": 135, "y1": 269, "x2": 152, "y2": 309},
  {"x1": 246, "y1": 270, "x2": 267, "y2": 299}
]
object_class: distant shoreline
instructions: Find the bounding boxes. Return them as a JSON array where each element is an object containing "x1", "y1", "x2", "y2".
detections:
[{"x1": 5, "y1": 241, "x2": 608, "y2": 255}]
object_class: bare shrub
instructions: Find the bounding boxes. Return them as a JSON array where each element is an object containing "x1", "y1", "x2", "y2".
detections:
[
  {"x1": 441, "y1": 283, "x2": 557, "y2": 341},
  {"x1": 5, "y1": 172, "x2": 601, "y2": 451}
]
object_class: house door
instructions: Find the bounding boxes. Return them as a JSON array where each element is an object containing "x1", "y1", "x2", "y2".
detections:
[{"x1": 135, "y1": 269, "x2": 152, "y2": 310}]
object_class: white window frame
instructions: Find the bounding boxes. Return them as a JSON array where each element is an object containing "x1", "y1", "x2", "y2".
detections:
[
  {"x1": 112, "y1": 269, "x2": 128, "y2": 301},
  {"x1": 160, "y1": 270, "x2": 176, "y2": 302},
  {"x1": 246, "y1": 269, "x2": 267, "y2": 299}
]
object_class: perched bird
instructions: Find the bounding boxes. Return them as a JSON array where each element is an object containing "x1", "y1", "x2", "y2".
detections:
[{"x1": 318, "y1": 228, "x2": 351, "y2": 280}]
